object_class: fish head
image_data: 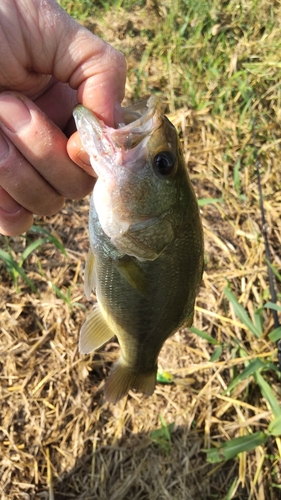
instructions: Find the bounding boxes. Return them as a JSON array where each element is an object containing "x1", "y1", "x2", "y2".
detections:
[{"x1": 73, "y1": 97, "x2": 193, "y2": 260}]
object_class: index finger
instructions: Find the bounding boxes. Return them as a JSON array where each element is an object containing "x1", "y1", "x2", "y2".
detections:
[{"x1": 67, "y1": 131, "x2": 96, "y2": 177}]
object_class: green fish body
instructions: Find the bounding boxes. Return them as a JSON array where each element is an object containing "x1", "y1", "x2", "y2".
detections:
[{"x1": 73, "y1": 97, "x2": 204, "y2": 404}]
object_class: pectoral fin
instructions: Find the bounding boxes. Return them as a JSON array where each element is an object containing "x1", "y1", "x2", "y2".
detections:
[
  {"x1": 79, "y1": 303, "x2": 114, "y2": 354},
  {"x1": 114, "y1": 256, "x2": 147, "y2": 295},
  {"x1": 84, "y1": 248, "x2": 96, "y2": 300}
]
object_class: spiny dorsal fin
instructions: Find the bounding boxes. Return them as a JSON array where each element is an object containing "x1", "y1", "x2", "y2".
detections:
[
  {"x1": 84, "y1": 248, "x2": 96, "y2": 300},
  {"x1": 79, "y1": 303, "x2": 114, "y2": 354}
]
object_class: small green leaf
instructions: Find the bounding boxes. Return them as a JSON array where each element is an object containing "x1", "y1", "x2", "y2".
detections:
[
  {"x1": 14, "y1": 265, "x2": 38, "y2": 293},
  {"x1": 272, "y1": 484, "x2": 281, "y2": 490},
  {"x1": 224, "y1": 358, "x2": 265, "y2": 393},
  {"x1": 254, "y1": 372, "x2": 281, "y2": 419},
  {"x1": 50, "y1": 283, "x2": 72, "y2": 307},
  {"x1": 29, "y1": 225, "x2": 67, "y2": 256},
  {"x1": 190, "y1": 326, "x2": 221, "y2": 345},
  {"x1": 254, "y1": 309, "x2": 264, "y2": 335},
  {"x1": 268, "y1": 414, "x2": 281, "y2": 436},
  {"x1": 266, "y1": 260, "x2": 281, "y2": 283},
  {"x1": 269, "y1": 327, "x2": 281, "y2": 342},
  {"x1": 225, "y1": 478, "x2": 239, "y2": 500},
  {"x1": 224, "y1": 287, "x2": 262, "y2": 338},
  {"x1": 159, "y1": 414, "x2": 174, "y2": 440},
  {"x1": 210, "y1": 346, "x2": 223, "y2": 362},
  {"x1": 233, "y1": 159, "x2": 241, "y2": 195},
  {"x1": 20, "y1": 238, "x2": 49, "y2": 266},
  {"x1": 264, "y1": 302, "x2": 281, "y2": 313},
  {"x1": 0, "y1": 249, "x2": 38, "y2": 293},
  {"x1": 198, "y1": 197, "x2": 223, "y2": 207},
  {"x1": 205, "y1": 432, "x2": 268, "y2": 463},
  {"x1": 0, "y1": 249, "x2": 16, "y2": 276},
  {"x1": 150, "y1": 414, "x2": 175, "y2": 454}
]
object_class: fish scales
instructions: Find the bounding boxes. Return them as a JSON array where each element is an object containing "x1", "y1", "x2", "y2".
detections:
[
  {"x1": 73, "y1": 96, "x2": 204, "y2": 404},
  {"x1": 90, "y1": 202, "x2": 202, "y2": 363}
]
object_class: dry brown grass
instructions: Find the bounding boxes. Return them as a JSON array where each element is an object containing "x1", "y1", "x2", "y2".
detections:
[{"x1": 1, "y1": 1, "x2": 281, "y2": 499}]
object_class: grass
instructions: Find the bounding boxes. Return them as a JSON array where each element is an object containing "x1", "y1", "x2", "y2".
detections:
[
  {"x1": 0, "y1": 226, "x2": 67, "y2": 293},
  {"x1": 1, "y1": 0, "x2": 281, "y2": 499}
]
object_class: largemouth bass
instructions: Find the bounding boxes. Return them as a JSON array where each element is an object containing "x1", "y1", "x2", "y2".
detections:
[{"x1": 73, "y1": 96, "x2": 204, "y2": 404}]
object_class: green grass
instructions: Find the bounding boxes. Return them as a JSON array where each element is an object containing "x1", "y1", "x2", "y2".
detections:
[
  {"x1": 150, "y1": 414, "x2": 175, "y2": 455},
  {"x1": 191, "y1": 286, "x2": 281, "y2": 463},
  {"x1": 0, "y1": 226, "x2": 66, "y2": 293},
  {"x1": 0, "y1": 226, "x2": 85, "y2": 308}
]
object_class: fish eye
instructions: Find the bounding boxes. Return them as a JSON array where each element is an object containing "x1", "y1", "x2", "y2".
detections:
[{"x1": 153, "y1": 151, "x2": 176, "y2": 176}]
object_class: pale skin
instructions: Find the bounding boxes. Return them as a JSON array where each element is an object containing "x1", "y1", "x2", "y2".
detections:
[{"x1": 0, "y1": 0, "x2": 126, "y2": 236}]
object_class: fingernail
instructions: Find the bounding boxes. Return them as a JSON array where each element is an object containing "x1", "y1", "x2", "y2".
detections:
[
  {"x1": 0, "y1": 187, "x2": 21, "y2": 214},
  {"x1": 77, "y1": 148, "x2": 91, "y2": 165},
  {"x1": 0, "y1": 94, "x2": 31, "y2": 133},
  {"x1": 0, "y1": 133, "x2": 9, "y2": 160}
]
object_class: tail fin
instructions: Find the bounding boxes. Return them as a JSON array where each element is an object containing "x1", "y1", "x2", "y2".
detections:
[{"x1": 104, "y1": 360, "x2": 157, "y2": 404}]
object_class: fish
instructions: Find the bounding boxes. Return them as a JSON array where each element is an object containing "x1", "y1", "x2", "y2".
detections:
[{"x1": 73, "y1": 96, "x2": 204, "y2": 404}]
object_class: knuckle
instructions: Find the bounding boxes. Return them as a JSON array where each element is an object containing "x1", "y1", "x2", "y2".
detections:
[
  {"x1": 59, "y1": 174, "x2": 95, "y2": 200},
  {"x1": 0, "y1": 146, "x2": 17, "y2": 179},
  {"x1": 35, "y1": 195, "x2": 65, "y2": 217},
  {"x1": 0, "y1": 209, "x2": 33, "y2": 236}
]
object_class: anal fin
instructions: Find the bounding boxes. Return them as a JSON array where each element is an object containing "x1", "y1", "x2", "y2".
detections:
[{"x1": 79, "y1": 303, "x2": 114, "y2": 354}]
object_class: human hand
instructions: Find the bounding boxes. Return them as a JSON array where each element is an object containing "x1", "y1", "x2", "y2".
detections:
[{"x1": 0, "y1": 0, "x2": 126, "y2": 236}]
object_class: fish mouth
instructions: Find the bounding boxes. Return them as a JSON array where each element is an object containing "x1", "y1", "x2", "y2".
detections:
[
  {"x1": 73, "y1": 96, "x2": 163, "y2": 178},
  {"x1": 111, "y1": 96, "x2": 162, "y2": 150}
]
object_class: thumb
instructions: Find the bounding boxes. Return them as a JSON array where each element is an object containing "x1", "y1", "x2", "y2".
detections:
[
  {"x1": 50, "y1": 5, "x2": 127, "y2": 125},
  {"x1": 9, "y1": 0, "x2": 126, "y2": 126}
]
